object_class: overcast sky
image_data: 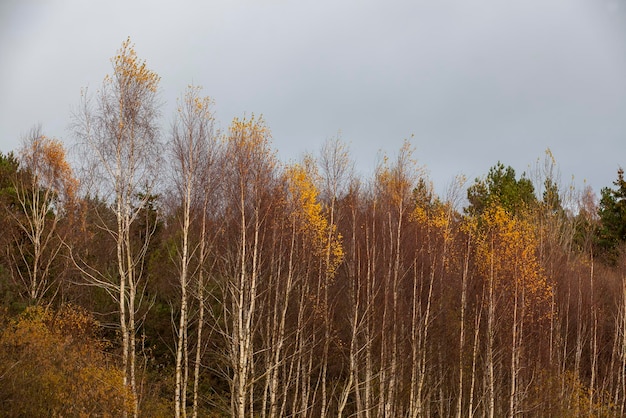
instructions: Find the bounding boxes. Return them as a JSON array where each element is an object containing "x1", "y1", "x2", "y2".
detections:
[{"x1": 1, "y1": 0, "x2": 626, "y2": 198}]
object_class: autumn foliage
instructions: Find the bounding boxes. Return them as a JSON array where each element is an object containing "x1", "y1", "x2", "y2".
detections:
[
  {"x1": 4, "y1": 39, "x2": 626, "y2": 416},
  {"x1": 0, "y1": 305, "x2": 131, "y2": 417}
]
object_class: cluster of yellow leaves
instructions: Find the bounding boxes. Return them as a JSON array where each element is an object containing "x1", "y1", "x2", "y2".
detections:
[
  {"x1": 410, "y1": 204, "x2": 428, "y2": 225},
  {"x1": 409, "y1": 177, "x2": 457, "y2": 254},
  {"x1": 229, "y1": 115, "x2": 269, "y2": 145},
  {"x1": 0, "y1": 305, "x2": 132, "y2": 417},
  {"x1": 193, "y1": 95, "x2": 210, "y2": 113},
  {"x1": 226, "y1": 115, "x2": 279, "y2": 204},
  {"x1": 112, "y1": 37, "x2": 160, "y2": 93},
  {"x1": 375, "y1": 141, "x2": 420, "y2": 209},
  {"x1": 286, "y1": 163, "x2": 344, "y2": 277},
  {"x1": 179, "y1": 84, "x2": 213, "y2": 116},
  {"x1": 376, "y1": 164, "x2": 413, "y2": 209},
  {"x1": 411, "y1": 201, "x2": 452, "y2": 234},
  {"x1": 228, "y1": 115, "x2": 271, "y2": 165},
  {"x1": 472, "y1": 203, "x2": 553, "y2": 320}
]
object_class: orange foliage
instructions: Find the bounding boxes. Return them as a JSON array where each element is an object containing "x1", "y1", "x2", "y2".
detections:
[
  {"x1": 20, "y1": 134, "x2": 78, "y2": 206},
  {"x1": 0, "y1": 305, "x2": 132, "y2": 416}
]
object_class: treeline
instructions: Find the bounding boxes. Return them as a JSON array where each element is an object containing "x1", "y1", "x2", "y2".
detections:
[{"x1": 1, "y1": 39, "x2": 626, "y2": 417}]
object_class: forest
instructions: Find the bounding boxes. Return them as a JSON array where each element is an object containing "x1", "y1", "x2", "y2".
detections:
[{"x1": 2, "y1": 39, "x2": 626, "y2": 418}]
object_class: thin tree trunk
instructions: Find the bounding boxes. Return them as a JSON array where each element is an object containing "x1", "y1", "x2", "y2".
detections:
[
  {"x1": 235, "y1": 185, "x2": 248, "y2": 418},
  {"x1": 385, "y1": 209, "x2": 402, "y2": 417},
  {"x1": 589, "y1": 254, "x2": 597, "y2": 416},
  {"x1": 364, "y1": 215, "x2": 375, "y2": 418},
  {"x1": 487, "y1": 237, "x2": 496, "y2": 418},
  {"x1": 618, "y1": 277, "x2": 626, "y2": 416},
  {"x1": 409, "y1": 261, "x2": 421, "y2": 418},
  {"x1": 509, "y1": 274, "x2": 519, "y2": 418},
  {"x1": 469, "y1": 292, "x2": 483, "y2": 418},
  {"x1": 417, "y1": 261, "x2": 436, "y2": 417},
  {"x1": 192, "y1": 201, "x2": 208, "y2": 418},
  {"x1": 118, "y1": 212, "x2": 130, "y2": 417},
  {"x1": 457, "y1": 234, "x2": 471, "y2": 418},
  {"x1": 175, "y1": 178, "x2": 192, "y2": 418},
  {"x1": 268, "y1": 224, "x2": 295, "y2": 418}
]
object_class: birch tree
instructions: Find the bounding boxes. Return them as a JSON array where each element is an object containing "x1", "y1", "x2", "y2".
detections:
[
  {"x1": 316, "y1": 139, "x2": 343, "y2": 416},
  {"x1": 169, "y1": 85, "x2": 218, "y2": 417},
  {"x1": 72, "y1": 37, "x2": 161, "y2": 417},
  {"x1": 10, "y1": 127, "x2": 77, "y2": 304},
  {"x1": 222, "y1": 115, "x2": 276, "y2": 418},
  {"x1": 375, "y1": 142, "x2": 419, "y2": 416}
]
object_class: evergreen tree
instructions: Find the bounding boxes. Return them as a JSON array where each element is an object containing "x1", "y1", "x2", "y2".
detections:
[
  {"x1": 466, "y1": 162, "x2": 536, "y2": 216},
  {"x1": 597, "y1": 168, "x2": 626, "y2": 260}
]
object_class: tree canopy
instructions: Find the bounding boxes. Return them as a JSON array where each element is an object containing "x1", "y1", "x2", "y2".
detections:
[{"x1": 466, "y1": 162, "x2": 536, "y2": 216}]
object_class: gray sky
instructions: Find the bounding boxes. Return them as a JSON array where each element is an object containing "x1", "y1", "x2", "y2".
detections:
[{"x1": 2, "y1": 0, "x2": 626, "y2": 199}]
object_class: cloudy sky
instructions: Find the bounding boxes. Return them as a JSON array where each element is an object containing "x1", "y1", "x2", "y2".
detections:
[{"x1": 1, "y1": 0, "x2": 626, "y2": 198}]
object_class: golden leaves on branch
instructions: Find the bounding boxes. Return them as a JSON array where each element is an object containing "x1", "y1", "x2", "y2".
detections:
[
  {"x1": 0, "y1": 305, "x2": 131, "y2": 416},
  {"x1": 228, "y1": 114, "x2": 269, "y2": 148},
  {"x1": 178, "y1": 84, "x2": 213, "y2": 117},
  {"x1": 375, "y1": 140, "x2": 419, "y2": 210},
  {"x1": 471, "y1": 202, "x2": 553, "y2": 321},
  {"x1": 286, "y1": 162, "x2": 344, "y2": 277},
  {"x1": 410, "y1": 197, "x2": 450, "y2": 230},
  {"x1": 111, "y1": 37, "x2": 160, "y2": 93},
  {"x1": 226, "y1": 114, "x2": 277, "y2": 193}
]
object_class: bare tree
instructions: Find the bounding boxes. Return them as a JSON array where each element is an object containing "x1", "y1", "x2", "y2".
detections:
[
  {"x1": 222, "y1": 115, "x2": 276, "y2": 418},
  {"x1": 316, "y1": 137, "x2": 351, "y2": 416},
  {"x1": 9, "y1": 126, "x2": 77, "y2": 304},
  {"x1": 169, "y1": 85, "x2": 219, "y2": 418},
  {"x1": 71, "y1": 38, "x2": 161, "y2": 417},
  {"x1": 376, "y1": 142, "x2": 419, "y2": 416}
]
